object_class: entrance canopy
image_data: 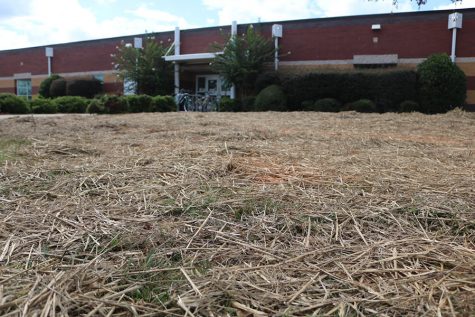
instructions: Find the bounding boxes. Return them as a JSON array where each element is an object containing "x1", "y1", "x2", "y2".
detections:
[{"x1": 164, "y1": 52, "x2": 222, "y2": 63}]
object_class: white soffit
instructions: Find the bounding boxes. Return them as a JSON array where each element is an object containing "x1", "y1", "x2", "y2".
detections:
[{"x1": 164, "y1": 52, "x2": 223, "y2": 62}]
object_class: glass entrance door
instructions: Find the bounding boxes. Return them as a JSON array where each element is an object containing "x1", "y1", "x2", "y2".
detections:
[{"x1": 196, "y1": 75, "x2": 230, "y2": 97}]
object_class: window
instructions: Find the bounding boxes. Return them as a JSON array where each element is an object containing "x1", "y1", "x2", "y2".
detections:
[{"x1": 16, "y1": 79, "x2": 32, "y2": 100}]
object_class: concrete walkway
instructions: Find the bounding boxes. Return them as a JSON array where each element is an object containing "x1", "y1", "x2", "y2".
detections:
[{"x1": 0, "y1": 113, "x2": 91, "y2": 121}]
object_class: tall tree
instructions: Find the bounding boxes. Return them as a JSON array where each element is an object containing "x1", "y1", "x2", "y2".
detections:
[
  {"x1": 211, "y1": 26, "x2": 275, "y2": 98},
  {"x1": 113, "y1": 38, "x2": 174, "y2": 96}
]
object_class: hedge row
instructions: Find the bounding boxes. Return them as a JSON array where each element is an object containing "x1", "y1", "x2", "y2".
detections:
[
  {"x1": 222, "y1": 54, "x2": 467, "y2": 114},
  {"x1": 0, "y1": 94, "x2": 176, "y2": 114},
  {"x1": 41, "y1": 75, "x2": 103, "y2": 99}
]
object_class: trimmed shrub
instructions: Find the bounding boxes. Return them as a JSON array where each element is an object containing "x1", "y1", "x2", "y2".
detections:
[
  {"x1": 254, "y1": 85, "x2": 287, "y2": 111},
  {"x1": 282, "y1": 70, "x2": 417, "y2": 112},
  {"x1": 49, "y1": 78, "x2": 67, "y2": 98},
  {"x1": 240, "y1": 96, "x2": 256, "y2": 112},
  {"x1": 127, "y1": 95, "x2": 153, "y2": 112},
  {"x1": 347, "y1": 99, "x2": 377, "y2": 113},
  {"x1": 39, "y1": 75, "x2": 62, "y2": 98},
  {"x1": 219, "y1": 96, "x2": 239, "y2": 112},
  {"x1": 101, "y1": 95, "x2": 128, "y2": 114},
  {"x1": 30, "y1": 98, "x2": 57, "y2": 114},
  {"x1": 255, "y1": 71, "x2": 281, "y2": 92},
  {"x1": 417, "y1": 53, "x2": 466, "y2": 114},
  {"x1": 399, "y1": 100, "x2": 421, "y2": 113},
  {"x1": 86, "y1": 99, "x2": 106, "y2": 114},
  {"x1": 66, "y1": 76, "x2": 103, "y2": 98},
  {"x1": 0, "y1": 93, "x2": 30, "y2": 114},
  {"x1": 307, "y1": 98, "x2": 341, "y2": 112},
  {"x1": 54, "y1": 96, "x2": 88, "y2": 113},
  {"x1": 152, "y1": 95, "x2": 176, "y2": 112}
]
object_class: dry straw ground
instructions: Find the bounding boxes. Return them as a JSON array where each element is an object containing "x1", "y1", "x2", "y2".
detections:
[{"x1": 0, "y1": 111, "x2": 474, "y2": 317}]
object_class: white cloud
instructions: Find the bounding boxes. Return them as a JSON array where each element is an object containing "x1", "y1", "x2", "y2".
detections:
[
  {"x1": 0, "y1": 0, "x2": 194, "y2": 50},
  {"x1": 202, "y1": 0, "x2": 320, "y2": 24},
  {"x1": 435, "y1": 0, "x2": 475, "y2": 10},
  {"x1": 202, "y1": 0, "x2": 416, "y2": 25}
]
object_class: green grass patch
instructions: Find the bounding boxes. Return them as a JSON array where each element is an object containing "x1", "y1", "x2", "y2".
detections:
[{"x1": 0, "y1": 137, "x2": 29, "y2": 162}]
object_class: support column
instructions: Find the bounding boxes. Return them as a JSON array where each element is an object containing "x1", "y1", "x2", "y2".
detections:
[
  {"x1": 174, "y1": 27, "x2": 181, "y2": 106},
  {"x1": 451, "y1": 28, "x2": 457, "y2": 63},
  {"x1": 230, "y1": 21, "x2": 237, "y2": 100}
]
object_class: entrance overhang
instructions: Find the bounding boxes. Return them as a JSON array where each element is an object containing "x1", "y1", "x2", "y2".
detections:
[{"x1": 164, "y1": 52, "x2": 223, "y2": 63}]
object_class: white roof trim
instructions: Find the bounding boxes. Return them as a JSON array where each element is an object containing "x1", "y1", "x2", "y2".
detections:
[{"x1": 164, "y1": 52, "x2": 223, "y2": 62}]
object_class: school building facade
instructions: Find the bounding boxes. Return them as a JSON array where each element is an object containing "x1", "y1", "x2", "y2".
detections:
[{"x1": 0, "y1": 8, "x2": 474, "y2": 107}]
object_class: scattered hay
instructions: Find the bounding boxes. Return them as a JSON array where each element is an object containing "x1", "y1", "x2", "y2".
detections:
[{"x1": 0, "y1": 111, "x2": 474, "y2": 316}]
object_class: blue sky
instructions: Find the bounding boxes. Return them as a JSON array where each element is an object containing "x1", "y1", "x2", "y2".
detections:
[{"x1": 0, "y1": 0, "x2": 472, "y2": 50}]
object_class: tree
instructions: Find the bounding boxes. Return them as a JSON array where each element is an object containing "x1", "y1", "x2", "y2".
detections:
[
  {"x1": 211, "y1": 26, "x2": 275, "y2": 98},
  {"x1": 113, "y1": 38, "x2": 174, "y2": 96}
]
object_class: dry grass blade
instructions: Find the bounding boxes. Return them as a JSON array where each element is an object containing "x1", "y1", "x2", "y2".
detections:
[{"x1": 0, "y1": 110, "x2": 474, "y2": 316}]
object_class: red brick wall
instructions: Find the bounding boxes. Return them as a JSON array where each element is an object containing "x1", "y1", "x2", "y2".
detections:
[{"x1": 180, "y1": 27, "x2": 229, "y2": 54}]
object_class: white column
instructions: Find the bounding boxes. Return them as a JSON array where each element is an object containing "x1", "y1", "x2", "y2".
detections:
[
  {"x1": 274, "y1": 37, "x2": 279, "y2": 71},
  {"x1": 174, "y1": 27, "x2": 181, "y2": 105},
  {"x1": 230, "y1": 21, "x2": 237, "y2": 99},
  {"x1": 47, "y1": 57, "x2": 52, "y2": 76}
]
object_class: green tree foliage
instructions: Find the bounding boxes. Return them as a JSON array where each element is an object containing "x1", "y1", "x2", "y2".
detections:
[
  {"x1": 113, "y1": 38, "x2": 174, "y2": 96},
  {"x1": 417, "y1": 53, "x2": 466, "y2": 113},
  {"x1": 211, "y1": 26, "x2": 275, "y2": 98},
  {"x1": 39, "y1": 74, "x2": 62, "y2": 98}
]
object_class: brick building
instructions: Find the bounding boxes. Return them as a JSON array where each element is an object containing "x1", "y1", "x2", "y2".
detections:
[{"x1": 0, "y1": 8, "x2": 474, "y2": 107}]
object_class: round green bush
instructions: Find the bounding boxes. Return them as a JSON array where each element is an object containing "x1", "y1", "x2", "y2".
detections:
[
  {"x1": 255, "y1": 71, "x2": 281, "y2": 92},
  {"x1": 127, "y1": 95, "x2": 153, "y2": 113},
  {"x1": 66, "y1": 76, "x2": 103, "y2": 99},
  {"x1": 348, "y1": 99, "x2": 377, "y2": 113},
  {"x1": 399, "y1": 100, "x2": 421, "y2": 113},
  {"x1": 39, "y1": 75, "x2": 62, "y2": 98},
  {"x1": 30, "y1": 98, "x2": 57, "y2": 114},
  {"x1": 49, "y1": 78, "x2": 67, "y2": 98},
  {"x1": 254, "y1": 85, "x2": 287, "y2": 111},
  {"x1": 0, "y1": 93, "x2": 30, "y2": 114},
  {"x1": 306, "y1": 98, "x2": 341, "y2": 112},
  {"x1": 101, "y1": 95, "x2": 128, "y2": 114},
  {"x1": 417, "y1": 54, "x2": 466, "y2": 114},
  {"x1": 86, "y1": 99, "x2": 106, "y2": 114},
  {"x1": 54, "y1": 96, "x2": 88, "y2": 113},
  {"x1": 152, "y1": 95, "x2": 176, "y2": 112}
]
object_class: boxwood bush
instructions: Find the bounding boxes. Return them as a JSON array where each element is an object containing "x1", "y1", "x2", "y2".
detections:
[
  {"x1": 219, "y1": 96, "x2": 239, "y2": 112},
  {"x1": 127, "y1": 95, "x2": 153, "y2": 112},
  {"x1": 39, "y1": 75, "x2": 62, "y2": 98},
  {"x1": 282, "y1": 70, "x2": 417, "y2": 112},
  {"x1": 86, "y1": 99, "x2": 106, "y2": 114},
  {"x1": 399, "y1": 100, "x2": 421, "y2": 113},
  {"x1": 347, "y1": 99, "x2": 377, "y2": 113},
  {"x1": 101, "y1": 95, "x2": 128, "y2": 114},
  {"x1": 49, "y1": 78, "x2": 67, "y2": 98},
  {"x1": 152, "y1": 95, "x2": 176, "y2": 112},
  {"x1": 30, "y1": 98, "x2": 57, "y2": 114},
  {"x1": 54, "y1": 96, "x2": 88, "y2": 113},
  {"x1": 0, "y1": 93, "x2": 30, "y2": 114},
  {"x1": 306, "y1": 98, "x2": 341, "y2": 112},
  {"x1": 66, "y1": 76, "x2": 103, "y2": 99},
  {"x1": 417, "y1": 53, "x2": 466, "y2": 114},
  {"x1": 254, "y1": 85, "x2": 287, "y2": 111}
]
